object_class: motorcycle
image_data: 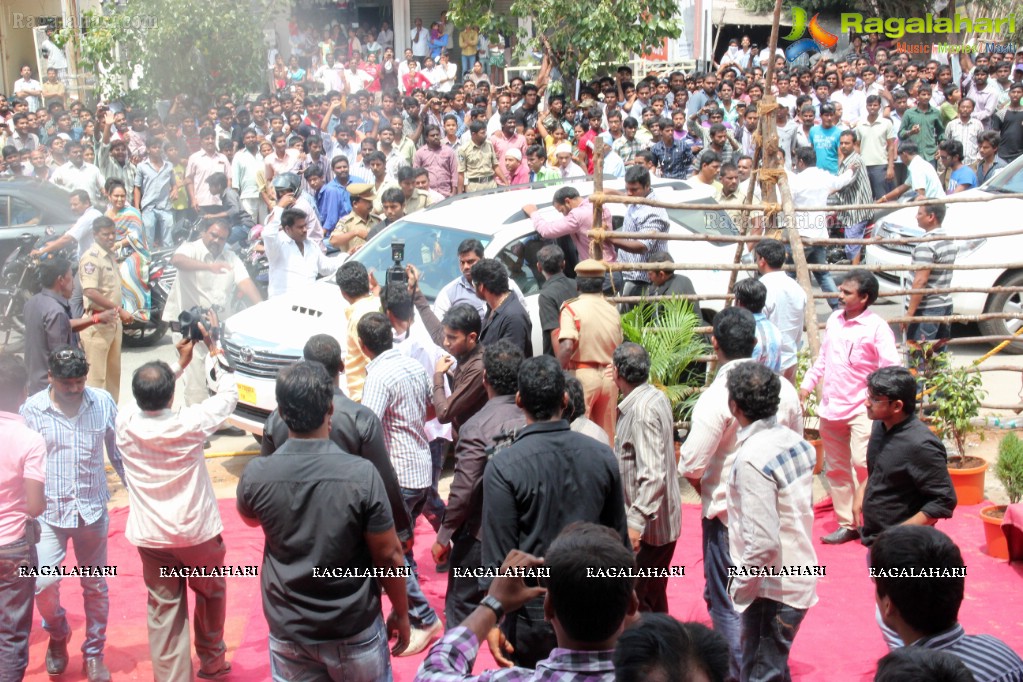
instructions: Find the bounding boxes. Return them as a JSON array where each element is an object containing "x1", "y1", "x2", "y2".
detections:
[
  {"x1": 121, "y1": 248, "x2": 177, "y2": 348},
  {"x1": 0, "y1": 233, "x2": 55, "y2": 351}
]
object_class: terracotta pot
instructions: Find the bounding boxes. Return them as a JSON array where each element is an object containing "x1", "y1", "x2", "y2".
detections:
[
  {"x1": 980, "y1": 505, "x2": 1009, "y2": 560},
  {"x1": 947, "y1": 456, "x2": 988, "y2": 506}
]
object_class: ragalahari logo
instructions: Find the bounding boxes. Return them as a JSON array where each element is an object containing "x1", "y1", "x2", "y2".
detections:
[{"x1": 784, "y1": 7, "x2": 839, "y2": 61}]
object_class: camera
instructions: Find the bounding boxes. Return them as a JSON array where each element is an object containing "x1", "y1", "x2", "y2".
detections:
[
  {"x1": 170, "y1": 306, "x2": 218, "y2": 342},
  {"x1": 387, "y1": 239, "x2": 408, "y2": 286}
]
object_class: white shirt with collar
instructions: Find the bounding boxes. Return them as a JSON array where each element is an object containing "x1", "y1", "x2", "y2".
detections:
[{"x1": 262, "y1": 206, "x2": 341, "y2": 298}]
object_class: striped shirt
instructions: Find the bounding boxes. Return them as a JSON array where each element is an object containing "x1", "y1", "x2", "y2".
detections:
[
  {"x1": 362, "y1": 348, "x2": 433, "y2": 489},
  {"x1": 830, "y1": 151, "x2": 874, "y2": 227},
  {"x1": 912, "y1": 624, "x2": 1023, "y2": 682},
  {"x1": 21, "y1": 387, "x2": 125, "y2": 528},
  {"x1": 617, "y1": 189, "x2": 670, "y2": 284},
  {"x1": 614, "y1": 383, "x2": 681, "y2": 546},
  {"x1": 416, "y1": 626, "x2": 615, "y2": 681},
  {"x1": 612, "y1": 136, "x2": 645, "y2": 166},
  {"x1": 727, "y1": 417, "x2": 819, "y2": 612},
  {"x1": 910, "y1": 228, "x2": 956, "y2": 313},
  {"x1": 752, "y1": 312, "x2": 783, "y2": 373}
]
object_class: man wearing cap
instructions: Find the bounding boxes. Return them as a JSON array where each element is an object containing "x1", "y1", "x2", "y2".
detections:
[
  {"x1": 458, "y1": 121, "x2": 505, "y2": 193},
  {"x1": 329, "y1": 184, "x2": 380, "y2": 253},
  {"x1": 557, "y1": 259, "x2": 623, "y2": 441},
  {"x1": 554, "y1": 143, "x2": 587, "y2": 178}
]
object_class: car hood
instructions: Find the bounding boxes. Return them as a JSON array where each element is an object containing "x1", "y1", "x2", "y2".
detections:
[
  {"x1": 222, "y1": 279, "x2": 349, "y2": 352},
  {"x1": 876, "y1": 188, "x2": 1023, "y2": 237}
]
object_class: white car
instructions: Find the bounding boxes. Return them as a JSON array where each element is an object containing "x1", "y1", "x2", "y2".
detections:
[
  {"x1": 217, "y1": 177, "x2": 741, "y2": 436},
  {"x1": 864, "y1": 155, "x2": 1023, "y2": 352}
]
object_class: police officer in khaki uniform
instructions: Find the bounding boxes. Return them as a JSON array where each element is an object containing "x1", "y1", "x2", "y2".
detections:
[
  {"x1": 557, "y1": 259, "x2": 623, "y2": 441},
  {"x1": 329, "y1": 183, "x2": 380, "y2": 252},
  {"x1": 79, "y1": 215, "x2": 133, "y2": 401},
  {"x1": 458, "y1": 120, "x2": 506, "y2": 193}
]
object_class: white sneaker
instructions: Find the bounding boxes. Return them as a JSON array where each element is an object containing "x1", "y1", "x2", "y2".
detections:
[{"x1": 398, "y1": 619, "x2": 443, "y2": 657}]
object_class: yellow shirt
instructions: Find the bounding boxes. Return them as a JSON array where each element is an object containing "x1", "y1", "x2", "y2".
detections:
[{"x1": 345, "y1": 294, "x2": 381, "y2": 401}]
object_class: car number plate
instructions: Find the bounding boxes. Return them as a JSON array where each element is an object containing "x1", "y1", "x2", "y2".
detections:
[{"x1": 238, "y1": 384, "x2": 256, "y2": 403}]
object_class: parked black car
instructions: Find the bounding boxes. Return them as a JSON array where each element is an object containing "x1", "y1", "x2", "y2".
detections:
[{"x1": 0, "y1": 178, "x2": 75, "y2": 264}]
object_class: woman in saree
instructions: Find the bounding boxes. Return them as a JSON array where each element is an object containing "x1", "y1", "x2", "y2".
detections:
[{"x1": 104, "y1": 178, "x2": 152, "y2": 320}]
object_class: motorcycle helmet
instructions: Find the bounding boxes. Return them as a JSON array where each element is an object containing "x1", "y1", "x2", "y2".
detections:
[{"x1": 271, "y1": 172, "x2": 301, "y2": 195}]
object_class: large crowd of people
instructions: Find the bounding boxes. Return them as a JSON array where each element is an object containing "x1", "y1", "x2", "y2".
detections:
[{"x1": 2, "y1": 15, "x2": 1023, "y2": 682}]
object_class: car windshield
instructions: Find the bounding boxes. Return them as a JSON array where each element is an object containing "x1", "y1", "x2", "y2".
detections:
[
  {"x1": 349, "y1": 220, "x2": 490, "y2": 300},
  {"x1": 666, "y1": 199, "x2": 739, "y2": 237},
  {"x1": 986, "y1": 155, "x2": 1023, "y2": 193}
]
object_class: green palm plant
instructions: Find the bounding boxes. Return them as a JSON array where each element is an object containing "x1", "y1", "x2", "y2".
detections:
[{"x1": 621, "y1": 298, "x2": 710, "y2": 423}]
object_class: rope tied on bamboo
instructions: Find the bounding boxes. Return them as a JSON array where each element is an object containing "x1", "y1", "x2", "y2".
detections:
[{"x1": 757, "y1": 100, "x2": 779, "y2": 116}]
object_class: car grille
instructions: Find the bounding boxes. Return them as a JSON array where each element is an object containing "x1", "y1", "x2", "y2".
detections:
[{"x1": 222, "y1": 340, "x2": 299, "y2": 378}]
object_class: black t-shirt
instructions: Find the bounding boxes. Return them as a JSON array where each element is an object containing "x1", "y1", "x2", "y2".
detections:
[
  {"x1": 995, "y1": 109, "x2": 1023, "y2": 162},
  {"x1": 237, "y1": 438, "x2": 395, "y2": 642},
  {"x1": 537, "y1": 273, "x2": 577, "y2": 356}
]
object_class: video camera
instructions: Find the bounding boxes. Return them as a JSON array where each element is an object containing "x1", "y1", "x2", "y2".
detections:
[
  {"x1": 387, "y1": 239, "x2": 408, "y2": 286},
  {"x1": 170, "y1": 306, "x2": 220, "y2": 342}
]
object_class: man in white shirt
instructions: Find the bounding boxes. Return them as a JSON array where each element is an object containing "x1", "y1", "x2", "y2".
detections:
[
  {"x1": 12, "y1": 65, "x2": 42, "y2": 112},
  {"x1": 679, "y1": 307, "x2": 802, "y2": 679},
  {"x1": 788, "y1": 146, "x2": 859, "y2": 309},
  {"x1": 725, "y1": 361, "x2": 818, "y2": 682},
  {"x1": 166, "y1": 221, "x2": 262, "y2": 405},
  {"x1": 262, "y1": 206, "x2": 341, "y2": 298},
  {"x1": 754, "y1": 238, "x2": 806, "y2": 384},
  {"x1": 410, "y1": 18, "x2": 430, "y2": 63},
  {"x1": 829, "y1": 71, "x2": 867, "y2": 128},
  {"x1": 232, "y1": 130, "x2": 264, "y2": 219},
  {"x1": 30, "y1": 190, "x2": 102, "y2": 317},
  {"x1": 378, "y1": 22, "x2": 394, "y2": 50},
  {"x1": 41, "y1": 27, "x2": 69, "y2": 80},
  {"x1": 877, "y1": 141, "x2": 943, "y2": 203},
  {"x1": 116, "y1": 335, "x2": 237, "y2": 681}
]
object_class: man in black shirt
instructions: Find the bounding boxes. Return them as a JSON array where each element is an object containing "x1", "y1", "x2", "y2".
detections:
[
  {"x1": 854, "y1": 365, "x2": 956, "y2": 547},
  {"x1": 535, "y1": 244, "x2": 577, "y2": 357},
  {"x1": 472, "y1": 258, "x2": 533, "y2": 357},
  {"x1": 432, "y1": 340, "x2": 526, "y2": 625},
  {"x1": 260, "y1": 334, "x2": 413, "y2": 545},
  {"x1": 237, "y1": 361, "x2": 410, "y2": 675},
  {"x1": 482, "y1": 354, "x2": 629, "y2": 668}
]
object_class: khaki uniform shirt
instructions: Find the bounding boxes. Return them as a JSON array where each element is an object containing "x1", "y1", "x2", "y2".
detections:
[
  {"x1": 345, "y1": 294, "x2": 382, "y2": 402},
  {"x1": 403, "y1": 189, "x2": 430, "y2": 215},
  {"x1": 558, "y1": 292, "x2": 623, "y2": 366},
  {"x1": 333, "y1": 212, "x2": 381, "y2": 250},
  {"x1": 79, "y1": 243, "x2": 121, "y2": 313},
  {"x1": 458, "y1": 140, "x2": 499, "y2": 180}
]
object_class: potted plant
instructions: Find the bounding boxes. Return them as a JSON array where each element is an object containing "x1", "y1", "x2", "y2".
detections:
[
  {"x1": 621, "y1": 298, "x2": 710, "y2": 424},
  {"x1": 928, "y1": 356, "x2": 988, "y2": 505},
  {"x1": 794, "y1": 348, "x2": 824, "y2": 474},
  {"x1": 981, "y1": 433, "x2": 1023, "y2": 559}
]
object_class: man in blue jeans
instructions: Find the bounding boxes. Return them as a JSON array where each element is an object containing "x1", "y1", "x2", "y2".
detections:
[
  {"x1": 134, "y1": 135, "x2": 175, "y2": 249},
  {"x1": 237, "y1": 361, "x2": 410, "y2": 681},
  {"x1": 0, "y1": 354, "x2": 47, "y2": 680},
  {"x1": 360, "y1": 313, "x2": 444, "y2": 656},
  {"x1": 21, "y1": 346, "x2": 125, "y2": 682}
]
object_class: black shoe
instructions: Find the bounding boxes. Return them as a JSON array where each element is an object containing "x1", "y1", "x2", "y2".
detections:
[
  {"x1": 45, "y1": 635, "x2": 69, "y2": 675},
  {"x1": 198, "y1": 663, "x2": 232, "y2": 679},
  {"x1": 216, "y1": 425, "x2": 246, "y2": 437},
  {"x1": 435, "y1": 560, "x2": 449, "y2": 573},
  {"x1": 204, "y1": 439, "x2": 212, "y2": 449},
  {"x1": 83, "y1": 657, "x2": 111, "y2": 682},
  {"x1": 821, "y1": 528, "x2": 860, "y2": 545}
]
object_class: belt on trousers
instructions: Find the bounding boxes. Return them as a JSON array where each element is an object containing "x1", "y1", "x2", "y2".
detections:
[
  {"x1": 467, "y1": 175, "x2": 494, "y2": 182},
  {"x1": 569, "y1": 361, "x2": 607, "y2": 370}
]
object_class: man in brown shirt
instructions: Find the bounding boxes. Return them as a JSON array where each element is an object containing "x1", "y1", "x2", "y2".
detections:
[{"x1": 557, "y1": 259, "x2": 623, "y2": 442}]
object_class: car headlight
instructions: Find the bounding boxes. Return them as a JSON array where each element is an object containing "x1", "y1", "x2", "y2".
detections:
[{"x1": 957, "y1": 238, "x2": 986, "y2": 259}]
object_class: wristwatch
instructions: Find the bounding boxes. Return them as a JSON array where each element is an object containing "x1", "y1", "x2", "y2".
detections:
[{"x1": 480, "y1": 595, "x2": 505, "y2": 622}]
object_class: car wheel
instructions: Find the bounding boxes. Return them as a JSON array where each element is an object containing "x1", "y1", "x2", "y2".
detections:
[
  {"x1": 979, "y1": 270, "x2": 1023, "y2": 354},
  {"x1": 122, "y1": 321, "x2": 170, "y2": 348}
]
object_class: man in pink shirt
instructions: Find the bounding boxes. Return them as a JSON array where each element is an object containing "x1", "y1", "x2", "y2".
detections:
[
  {"x1": 490, "y1": 112, "x2": 527, "y2": 185},
  {"x1": 185, "y1": 127, "x2": 232, "y2": 210},
  {"x1": 412, "y1": 125, "x2": 457, "y2": 197},
  {"x1": 799, "y1": 270, "x2": 900, "y2": 544},
  {"x1": 0, "y1": 354, "x2": 47, "y2": 680},
  {"x1": 523, "y1": 186, "x2": 617, "y2": 269}
]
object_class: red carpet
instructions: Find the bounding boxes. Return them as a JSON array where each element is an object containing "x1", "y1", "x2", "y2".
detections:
[{"x1": 23, "y1": 498, "x2": 1023, "y2": 681}]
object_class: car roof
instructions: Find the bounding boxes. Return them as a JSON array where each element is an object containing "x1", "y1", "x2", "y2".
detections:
[{"x1": 408, "y1": 176, "x2": 716, "y2": 234}]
